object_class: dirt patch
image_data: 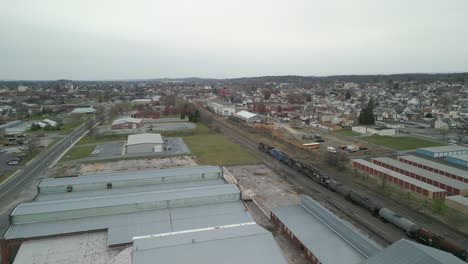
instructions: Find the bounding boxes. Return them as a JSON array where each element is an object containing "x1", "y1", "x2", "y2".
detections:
[{"x1": 50, "y1": 156, "x2": 197, "y2": 176}]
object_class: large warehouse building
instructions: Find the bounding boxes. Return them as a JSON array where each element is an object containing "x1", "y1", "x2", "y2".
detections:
[
  {"x1": 398, "y1": 155, "x2": 468, "y2": 183},
  {"x1": 351, "y1": 159, "x2": 447, "y2": 199},
  {"x1": 415, "y1": 146, "x2": 468, "y2": 158},
  {"x1": 271, "y1": 195, "x2": 382, "y2": 264},
  {"x1": 126, "y1": 133, "x2": 164, "y2": 153},
  {"x1": 2, "y1": 166, "x2": 287, "y2": 264},
  {"x1": 372, "y1": 157, "x2": 468, "y2": 195},
  {"x1": 445, "y1": 154, "x2": 468, "y2": 168},
  {"x1": 111, "y1": 117, "x2": 143, "y2": 129}
]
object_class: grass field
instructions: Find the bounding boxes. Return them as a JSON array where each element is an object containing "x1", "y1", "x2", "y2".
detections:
[
  {"x1": 334, "y1": 129, "x2": 361, "y2": 137},
  {"x1": 361, "y1": 135, "x2": 445, "y2": 150},
  {"x1": 60, "y1": 145, "x2": 96, "y2": 161},
  {"x1": 183, "y1": 133, "x2": 259, "y2": 166}
]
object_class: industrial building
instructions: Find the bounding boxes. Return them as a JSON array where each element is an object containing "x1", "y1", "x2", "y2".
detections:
[
  {"x1": 445, "y1": 195, "x2": 468, "y2": 214},
  {"x1": 111, "y1": 117, "x2": 143, "y2": 129},
  {"x1": 131, "y1": 223, "x2": 287, "y2": 264},
  {"x1": 360, "y1": 239, "x2": 466, "y2": 264},
  {"x1": 126, "y1": 133, "x2": 164, "y2": 153},
  {"x1": 351, "y1": 159, "x2": 447, "y2": 199},
  {"x1": 234, "y1": 110, "x2": 262, "y2": 123},
  {"x1": 372, "y1": 157, "x2": 468, "y2": 195},
  {"x1": 445, "y1": 154, "x2": 468, "y2": 168},
  {"x1": 415, "y1": 146, "x2": 468, "y2": 158},
  {"x1": 398, "y1": 155, "x2": 468, "y2": 183},
  {"x1": 271, "y1": 195, "x2": 382, "y2": 264},
  {"x1": 2, "y1": 166, "x2": 287, "y2": 264}
]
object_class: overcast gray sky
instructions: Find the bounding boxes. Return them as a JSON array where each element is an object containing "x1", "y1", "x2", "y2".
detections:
[{"x1": 1, "y1": 0, "x2": 467, "y2": 80}]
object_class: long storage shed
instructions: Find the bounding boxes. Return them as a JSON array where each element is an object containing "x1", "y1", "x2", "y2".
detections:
[
  {"x1": 445, "y1": 154, "x2": 468, "y2": 168},
  {"x1": 415, "y1": 146, "x2": 468, "y2": 158},
  {"x1": 397, "y1": 155, "x2": 468, "y2": 183},
  {"x1": 351, "y1": 159, "x2": 447, "y2": 199},
  {"x1": 38, "y1": 165, "x2": 223, "y2": 194},
  {"x1": 372, "y1": 157, "x2": 468, "y2": 195}
]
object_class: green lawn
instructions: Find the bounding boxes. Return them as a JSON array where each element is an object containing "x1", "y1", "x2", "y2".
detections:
[
  {"x1": 334, "y1": 129, "x2": 361, "y2": 137},
  {"x1": 361, "y1": 135, "x2": 445, "y2": 150},
  {"x1": 60, "y1": 145, "x2": 96, "y2": 161},
  {"x1": 183, "y1": 133, "x2": 259, "y2": 166}
]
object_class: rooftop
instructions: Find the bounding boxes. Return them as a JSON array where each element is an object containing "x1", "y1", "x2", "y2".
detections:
[
  {"x1": 398, "y1": 155, "x2": 468, "y2": 180},
  {"x1": 132, "y1": 223, "x2": 287, "y2": 264},
  {"x1": 235, "y1": 110, "x2": 257, "y2": 119},
  {"x1": 112, "y1": 117, "x2": 143, "y2": 125},
  {"x1": 417, "y1": 146, "x2": 468, "y2": 153},
  {"x1": 446, "y1": 195, "x2": 468, "y2": 206},
  {"x1": 127, "y1": 133, "x2": 163, "y2": 145},
  {"x1": 38, "y1": 165, "x2": 222, "y2": 190},
  {"x1": 372, "y1": 158, "x2": 468, "y2": 190},
  {"x1": 352, "y1": 159, "x2": 446, "y2": 192},
  {"x1": 360, "y1": 239, "x2": 466, "y2": 264},
  {"x1": 446, "y1": 154, "x2": 468, "y2": 162},
  {"x1": 272, "y1": 195, "x2": 381, "y2": 264}
]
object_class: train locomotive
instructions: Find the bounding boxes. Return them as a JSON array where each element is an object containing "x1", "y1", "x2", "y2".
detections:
[{"x1": 258, "y1": 142, "x2": 467, "y2": 261}]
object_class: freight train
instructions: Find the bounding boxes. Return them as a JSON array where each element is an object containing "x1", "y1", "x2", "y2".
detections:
[{"x1": 258, "y1": 142, "x2": 467, "y2": 261}]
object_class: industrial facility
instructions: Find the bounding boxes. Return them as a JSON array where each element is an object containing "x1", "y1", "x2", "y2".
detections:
[
  {"x1": 126, "y1": 133, "x2": 164, "y2": 153},
  {"x1": 372, "y1": 157, "x2": 468, "y2": 195},
  {"x1": 271, "y1": 195, "x2": 382, "y2": 264},
  {"x1": 351, "y1": 159, "x2": 447, "y2": 199},
  {"x1": 398, "y1": 155, "x2": 468, "y2": 183},
  {"x1": 415, "y1": 146, "x2": 468, "y2": 158},
  {"x1": 2, "y1": 166, "x2": 287, "y2": 264}
]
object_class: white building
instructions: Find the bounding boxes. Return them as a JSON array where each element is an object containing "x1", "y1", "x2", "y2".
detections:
[{"x1": 126, "y1": 133, "x2": 164, "y2": 154}]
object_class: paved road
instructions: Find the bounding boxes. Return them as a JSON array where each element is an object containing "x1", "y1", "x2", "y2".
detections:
[{"x1": 0, "y1": 116, "x2": 106, "y2": 237}]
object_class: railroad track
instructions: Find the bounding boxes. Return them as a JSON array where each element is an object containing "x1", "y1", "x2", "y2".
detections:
[{"x1": 202, "y1": 111, "x2": 396, "y2": 246}]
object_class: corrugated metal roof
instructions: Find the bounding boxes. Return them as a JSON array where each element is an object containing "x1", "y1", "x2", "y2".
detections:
[
  {"x1": 352, "y1": 159, "x2": 446, "y2": 192},
  {"x1": 5, "y1": 201, "x2": 252, "y2": 246},
  {"x1": 13, "y1": 184, "x2": 239, "y2": 216},
  {"x1": 372, "y1": 158, "x2": 468, "y2": 190},
  {"x1": 360, "y1": 239, "x2": 466, "y2": 264},
  {"x1": 235, "y1": 110, "x2": 257, "y2": 119},
  {"x1": 37, "y1": 179, "x2": 226, "y2": 201},
  {"x1": 127, "y1": 133, "x2": 163, "y2": 145},
  {"x1": 271, "y1": 195, "x2": 381, "y2": 264},
  {"x1": 446, "y1": 154, "x2": 468, "y2": 162},
  {"x1": 417, "y1": 146, "x2": 468, "y2": 153},
  {"x1": 398, "y1": 155, "x2": 468, "y2": 180},
  {"x1": 446, "y1": 195, "x2": 468, "y2": 206},
  {"x1": 39, "y1": 165, "x2": 222, "y2": 188},
  {"x1": 132, "y1": 224, "x2": 287, "y2": 264},
  {"x1": 112, "y1": 117, "x2": 142, "y2": 125}
]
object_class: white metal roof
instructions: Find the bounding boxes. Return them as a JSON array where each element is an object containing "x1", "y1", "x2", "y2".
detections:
[
  {"x1": 417, "y1": 146, "x2": 468, "y2": 153},
  {"x1": 132, "y1": 223, "x2": 287, "y2": 264},
  {"x1": 372, "y1": 158, "x2": 468, "y2": 190},
  {"x1": 5, "y1": 202, "x2": 253, "y2": 246},
  {"x1": 352, "y1": 159, "x2": 446, "y2": 192},
  {"x1": 446, "y1": 195, "x2": 468, "y2": 206},
  {"x1": 272, "y1": 195, "x2": 381, "y2": 264},
  {"x1": 39, "y1": 165, "x2": 222, "y2": 189},
  {"x1": 13, "y1": 184, "x2": 239, "y2": 216},
  {"x1": 235, "y1": 110, "x2": 257, "y2": 119},
  {"x1": 398, "y1": 155, "x2": 468, "y2": 180},
  {"x1": 112, "y1": 117, "x2": 142, "y2": 125},
  {"x1": 360, "y1": 239, "x2": 466, "y2": 264},
  {"x1": 127, "y1": 133, "x2": 163, "y2": 145}
]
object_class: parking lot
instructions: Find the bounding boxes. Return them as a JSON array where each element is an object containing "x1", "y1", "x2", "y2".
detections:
[{"x1": 85, "y1": 137, "x2": 190, "y2": 161}]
